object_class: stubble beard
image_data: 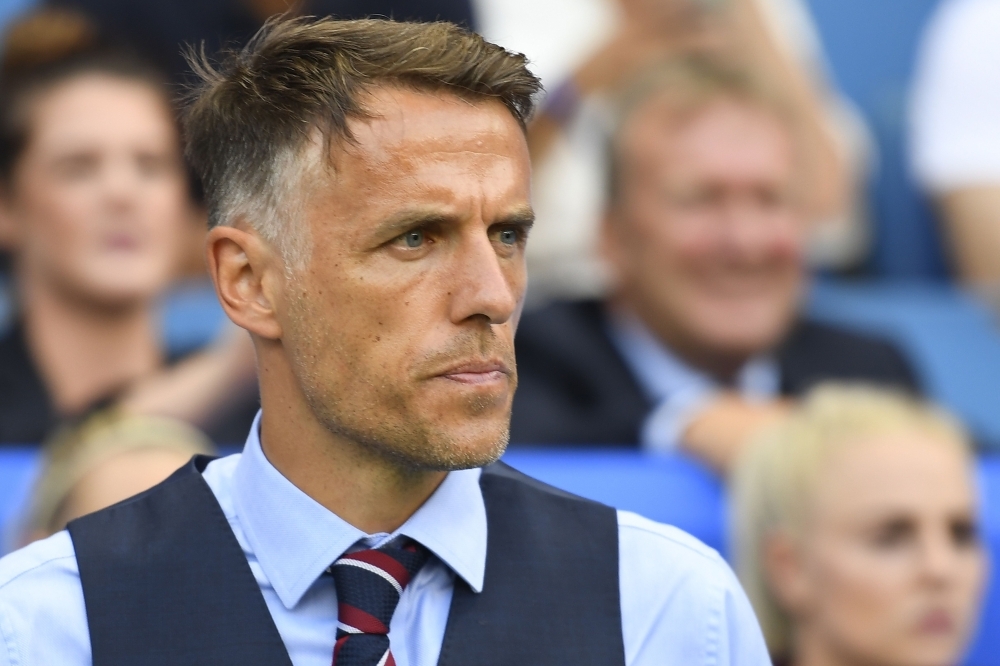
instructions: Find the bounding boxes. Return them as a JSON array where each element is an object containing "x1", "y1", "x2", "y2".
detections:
[{"x1": 285, "y1": 289, "x2": 511, "y2": 474}]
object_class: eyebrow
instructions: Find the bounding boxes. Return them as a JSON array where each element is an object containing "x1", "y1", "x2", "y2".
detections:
[
  {"x1": 496, "y1": 206, "x2": 536, "y2": 229},
  {"x1": 372, "y1": 205, "x2": 535, "y2": 241}
]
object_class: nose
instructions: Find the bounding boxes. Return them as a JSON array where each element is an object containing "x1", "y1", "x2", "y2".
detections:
[
  {"x1": 918, "y1": 529, "x2": 961, "y2": 588},
  {"x1": 101, "y1": 158, "x2": 141, "y2": 211},
  {"x1": 717, "y1": 199, "x2": 772, "y2": 261},
  {"x1": 447, "y1": 229, "x2": 521, "y2": 326}
]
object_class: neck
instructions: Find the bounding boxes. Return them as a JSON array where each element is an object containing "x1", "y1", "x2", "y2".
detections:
[
  {"x1": 257, "y1": 339, "x2": 446, "y2": 535},
  {"x1": 20, "y1": 276, "x2": 161, "y2": 415},
  {"x1": 609, "y1": 296, "x2": 750, "y2": 384}
]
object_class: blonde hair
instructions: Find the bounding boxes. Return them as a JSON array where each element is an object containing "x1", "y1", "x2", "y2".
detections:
[
  {"x1": 606, "y1": 55, "x2": 796, "y2": 204},
  {"x1": 24, "y1": 410, "x2": 214, "y2": 537},
  {"x1": 729, "y1": 383, "x2": 970, "y2": 659}
]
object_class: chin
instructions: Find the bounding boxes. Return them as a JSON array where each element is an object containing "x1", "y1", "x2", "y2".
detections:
[
  {"x1": 78, "y1": 274, "x2": 171, "y2": 308},
  {"x1": 403, "y1": 420, "x2": 509, "y2": 472},
  {"x1": 692, "y1": 325, "x2": 785, "y2": 359},
  {"x1": 691, "y1": 307, "x2": 794, "y2": 356}
]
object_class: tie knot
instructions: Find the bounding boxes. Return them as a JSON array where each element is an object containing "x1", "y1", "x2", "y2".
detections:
[{"x1": 330, "y1": 540, "x2": 431, "y2": 639}]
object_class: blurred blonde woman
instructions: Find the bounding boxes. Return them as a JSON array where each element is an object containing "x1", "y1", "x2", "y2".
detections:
[
  {"x1": 21, "y1": 410, "x2": 213, "y2": 544},
  {"x1": 731, "y1": 384, "x2": 986, "y2": 666}
]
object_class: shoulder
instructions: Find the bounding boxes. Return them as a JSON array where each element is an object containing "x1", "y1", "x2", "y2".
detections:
[
  {"x1": 617, "y1": 511, "x2": 771, "y2": 666},
  {"x1": 779, "y1": 319, "x2": 920, "y2": 393},
  {"x1": 0, "y1": 533, "x2": 91, "y2": 665},
  {"x1": 0, "y1": 531, "x2": 79, "y2": 591},
  {"x1": 616, "y1": 510, "x2": 731, "y2": 594}
]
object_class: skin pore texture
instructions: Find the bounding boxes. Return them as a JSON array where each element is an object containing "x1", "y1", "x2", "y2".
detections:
[
  {"x1": 767, "y1": 433, "x2": 985, "y2": 666},
  {"x1": 208, "y1": 87, "x2": 533, "y2": 534},
  {"x1": 0, "y1": 73, "x2": 187, "y2": 414}
]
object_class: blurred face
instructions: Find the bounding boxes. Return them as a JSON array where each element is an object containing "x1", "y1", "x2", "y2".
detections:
[
  {"x1": 605, "y1": 96, "x2": 805, "y2": 370},
  {"x1": 617, "y1": 0, "x2": 705, "y2": 29},
  {"x1": 789, "y1": 433, "x2": 986, "y2": 666},
  {"x1": 3, "y1": 74, "x2": 187, "y2": 309},
  {"x1": 279, "y1": 87, "x2": 532, "y2": 471},
  {"x1": 56, "y1": 447, "x2": 193, "y2": 529}
]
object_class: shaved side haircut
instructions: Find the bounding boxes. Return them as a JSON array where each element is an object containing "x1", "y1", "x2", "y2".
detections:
[{"x1": 183, "y1": 17, "x2": 541, "y2": 265}]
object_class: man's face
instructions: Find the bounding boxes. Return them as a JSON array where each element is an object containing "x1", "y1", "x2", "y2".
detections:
[
  {"x1": 279, "y1": 88, "x2": 532, "y2": 471},
  {"x1": 606, "y1": 95, "x2": 805, "y2": 366}
]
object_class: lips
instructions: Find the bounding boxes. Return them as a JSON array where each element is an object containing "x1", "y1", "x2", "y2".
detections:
[
  {"x1": 104, "y1": 233, "x2": 142, "y2": 251},
  {"x1": 436, "y1": 359, "x2": 511, "y2": 385},
  {"x1": 916, "y1": 608, "x2": 956, "y2": 635}
]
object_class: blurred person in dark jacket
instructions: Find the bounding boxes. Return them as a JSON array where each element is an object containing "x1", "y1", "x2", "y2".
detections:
[
  {"x1": 0, "y1": 10, "x2": 258, "y2": 444},
  {"x1": 731, "y1": 385, "x2": 986, "y2": 666},
  {"x1": 511, "y1": 58, "x2": 919, "y2": 471}
]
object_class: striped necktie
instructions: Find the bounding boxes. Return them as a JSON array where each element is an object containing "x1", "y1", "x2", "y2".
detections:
[{"x1": 329, "y1": 540, "x2": 431, "y2": 666}]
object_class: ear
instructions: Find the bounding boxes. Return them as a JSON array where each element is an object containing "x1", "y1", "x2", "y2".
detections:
[
  {"x1": 206, "y1": 223, "x2": 284, "y2": 341},
  {"x1": 763, "y1": 530, "x2": 814, "y2": 618}
]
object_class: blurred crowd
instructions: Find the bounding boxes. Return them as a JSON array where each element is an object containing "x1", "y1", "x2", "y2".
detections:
[{"x1": 0, "y1": 0, "x2": 996, "y2": 664}]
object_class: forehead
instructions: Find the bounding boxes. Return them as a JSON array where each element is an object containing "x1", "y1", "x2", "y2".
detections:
[
  {"x1": 618, "y1": 95, "x2": 794, "y2": 177},
  {"x1": 337, "y1": 86, "x2": 528, "y2": 171},
  {"x1": 813, "y1": 432, "x2": 975, "y2": 522},
  {"x1": 30, "y1": 74, "x2": 173, "y2": 143},
  {"x1": 301, "y1": 86, "x2": 531, "y2": 227}
]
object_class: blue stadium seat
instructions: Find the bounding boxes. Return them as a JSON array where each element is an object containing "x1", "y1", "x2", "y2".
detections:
[
  {"x1": 504, "y1": 449, "x2": 728, "y2": 554},
  {"x1": 0, "y1": 447, "x2": 39, "y2": 554},
  {"x1": 160, "y1": 280, "x2": 230, "y2": 359},
  {"x1": 808, "y1": 280, "x2": 1000, "y2": 449},
  {"x1": 804, "y1": 0, "x2": 948, "y2": 278}
]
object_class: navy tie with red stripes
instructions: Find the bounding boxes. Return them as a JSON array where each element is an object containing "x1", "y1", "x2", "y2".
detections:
[{"x1": 329, "y1": 540, "x2": 431, "y2": 666}]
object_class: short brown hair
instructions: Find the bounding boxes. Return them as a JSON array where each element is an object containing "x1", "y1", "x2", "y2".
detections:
[{"x1": 183, "y1": 16, "x2": 541, "y2": 262}]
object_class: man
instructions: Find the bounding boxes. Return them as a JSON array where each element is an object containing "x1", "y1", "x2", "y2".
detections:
[
  {"x1": 0, "y1": 18, "x2": 769, "y2": 666},
  {"x1": 511, "y1": 58, "x2": 919, "y2": 469}
]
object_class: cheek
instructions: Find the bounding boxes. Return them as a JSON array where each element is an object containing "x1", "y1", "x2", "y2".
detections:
[
  {"x1": 624, "y1": 211, "x2": 712, "y2": 277},
  {"x1": 763, "y1": 215, "x2": 807, "y2": 265},
  {"x1": 18, "y1": 180, "x2": 100, "y2": 267},
  {"x1": 810, "y1": 543, "x2": 915, "y2": 643}
]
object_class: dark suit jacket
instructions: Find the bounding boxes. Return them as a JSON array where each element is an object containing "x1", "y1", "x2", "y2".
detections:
[
  {"x1": 510, "y1": 300, "x2": 922, "y2": 446},
  {"x1": 0, "y1": 322, "x2": 258, "y2": 445}
]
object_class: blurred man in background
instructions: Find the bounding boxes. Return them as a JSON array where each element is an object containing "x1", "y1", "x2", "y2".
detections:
[
  {"x1": 479, "y1": 0, "x2": 869, "y2": 301},
  {"x1": 512, "y1": 58, "x2": 918, "y2": 471}
]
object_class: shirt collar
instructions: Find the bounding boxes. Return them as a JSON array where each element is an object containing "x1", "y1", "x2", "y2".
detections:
[
  {"x1": 606, "y1": 308, "x2": 780, "y2": 402},
  {"x1": 232, "y1": 412, "x2": 487, "y2": 610}
]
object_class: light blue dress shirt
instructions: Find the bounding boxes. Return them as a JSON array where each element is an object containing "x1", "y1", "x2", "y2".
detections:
[
  {"x1": 606, "y1": 311, "x2": 780, "y2": 453},
  {"x1": 0, "y1": 412, "x2": 771, "y2": 665}
]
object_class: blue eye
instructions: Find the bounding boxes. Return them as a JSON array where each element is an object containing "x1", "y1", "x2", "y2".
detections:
[
  {"x1": 499, "y1": 228, "x2": 518, "y2": 245},
  {"x1": 403, "y1": 230, "x2": 424, "y2": 248}
]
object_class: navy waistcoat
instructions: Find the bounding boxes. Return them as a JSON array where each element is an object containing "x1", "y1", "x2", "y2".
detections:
[{"x1": 68, "y1": 456, "x2": 626, "y2": 665}]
